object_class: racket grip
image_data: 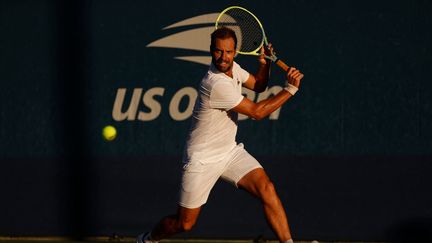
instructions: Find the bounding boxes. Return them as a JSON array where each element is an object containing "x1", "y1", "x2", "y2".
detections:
[{"x1": 275, "y1": 59, "x2": 290, "y2": 72}]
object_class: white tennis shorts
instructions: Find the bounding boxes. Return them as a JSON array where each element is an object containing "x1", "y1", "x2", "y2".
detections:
[{"x1": 179, "y1": 143, "x2": 262, "y2": 209}]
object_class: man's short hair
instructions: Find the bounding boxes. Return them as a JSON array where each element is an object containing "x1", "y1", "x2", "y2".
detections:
[{"x1": 210, "y1": 27, "x2": 237, "y2": 51}]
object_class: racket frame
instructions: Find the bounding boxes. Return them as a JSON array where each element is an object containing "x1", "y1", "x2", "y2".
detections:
[{"x1": 215, "y1": 6, "x2": 276, "y2": 61}]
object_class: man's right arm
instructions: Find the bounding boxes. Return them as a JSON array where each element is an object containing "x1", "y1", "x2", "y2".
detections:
[{"x1": 232, "y1": 67, "x2": 304, "y2": 120}]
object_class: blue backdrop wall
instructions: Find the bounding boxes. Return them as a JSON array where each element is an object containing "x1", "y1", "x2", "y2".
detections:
[{"x1": 1, "y1": 0, "x2": 432, "y2": 241}]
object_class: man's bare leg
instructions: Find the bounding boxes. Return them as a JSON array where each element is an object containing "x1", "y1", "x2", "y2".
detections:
[
  {"x1": 237, "y1": 168, "x2": 292, "y2": 242},
  {"x1": 149, "y1": 206, "x2": 201, "y2": 241}
]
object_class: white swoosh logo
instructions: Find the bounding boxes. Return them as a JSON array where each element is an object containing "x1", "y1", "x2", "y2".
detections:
[
  {"x1": 162, "y1": 13, "x2": 220, "y2": 30},
  {"x1": 146, "y1": 13, "x2": 220, "y2": 65}
]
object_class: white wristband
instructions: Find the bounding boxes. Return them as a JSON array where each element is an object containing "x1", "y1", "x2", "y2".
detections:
[{"x1": 284, "y1": 83, "x2": 299, "y2": 95}]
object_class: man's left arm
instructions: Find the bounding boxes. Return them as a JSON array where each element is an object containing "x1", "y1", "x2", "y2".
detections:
[{"x1": 242, "y1": 45, "x2": 273, "y2": 93}]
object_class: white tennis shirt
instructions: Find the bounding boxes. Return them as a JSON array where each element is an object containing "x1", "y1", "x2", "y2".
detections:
[{"x1": 182, "y1": 61, "x2": 250, "y2": 164}]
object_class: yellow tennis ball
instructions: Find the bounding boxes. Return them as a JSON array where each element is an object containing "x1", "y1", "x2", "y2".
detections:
[{"x1": 102, "y1": 125, "x2": 117, "y2": 141}]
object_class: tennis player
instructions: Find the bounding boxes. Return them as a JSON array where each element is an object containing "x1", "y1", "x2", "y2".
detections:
[{"x1": 138, "y1": 27, "x2": 304, "y2": 243}]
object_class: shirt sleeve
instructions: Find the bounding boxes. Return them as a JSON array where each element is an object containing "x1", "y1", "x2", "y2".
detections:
[
  {"x1": 235, "y1": 62, "x2": 250, "y2": 84},
  {"x1": 209, "y1": 80, "x2": 244, "y2": 110}
]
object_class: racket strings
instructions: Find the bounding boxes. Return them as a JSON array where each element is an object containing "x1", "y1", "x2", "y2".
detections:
[{"x1": 217, "y1": 8, "x2": 264, "y2": 53}]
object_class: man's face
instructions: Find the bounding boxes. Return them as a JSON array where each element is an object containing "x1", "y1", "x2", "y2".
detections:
[{"x1": 211, "y1": 37, "x2": 236, "y2": 75}]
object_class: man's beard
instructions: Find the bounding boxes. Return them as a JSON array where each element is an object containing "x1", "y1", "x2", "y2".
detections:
[{"x1": 212, "y1": 57, "x2": 233, "y2": 73}]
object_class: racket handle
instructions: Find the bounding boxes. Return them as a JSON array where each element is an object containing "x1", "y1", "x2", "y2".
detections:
[{"x1": 275, "y1": 59, "x2": 290, "y2": 72}]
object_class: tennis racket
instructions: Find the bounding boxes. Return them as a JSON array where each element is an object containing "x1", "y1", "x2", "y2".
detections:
[{"x1": 215, "y1": 6, "x2": 290, "y2": 72}]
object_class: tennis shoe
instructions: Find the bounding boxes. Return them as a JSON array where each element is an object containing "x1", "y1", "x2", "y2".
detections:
[{"x1": 137, "y1": 232, "x2": 158, "y2": 243}]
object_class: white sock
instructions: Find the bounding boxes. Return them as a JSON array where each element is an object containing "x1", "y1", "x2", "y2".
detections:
[{"x1": 283, "y1": 239, "x2": 294, "y2": 243}]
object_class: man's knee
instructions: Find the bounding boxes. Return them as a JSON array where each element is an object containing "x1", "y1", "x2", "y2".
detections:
[
  {"x1": 178, "y1": 218, "x2": 196, "y2": 232},
  {"x1": 258, "y1": 180, "x2": 278, "y2": 200},
  {"x1": 175, "y1": 206, "x2": 200, "y2": 232}
]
